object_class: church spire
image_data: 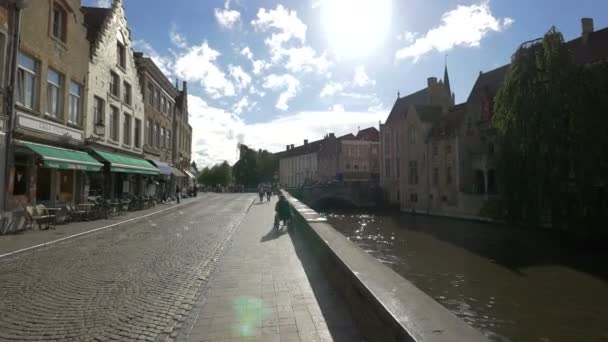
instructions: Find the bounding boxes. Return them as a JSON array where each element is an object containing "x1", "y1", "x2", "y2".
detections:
[{"x1": 443, "y1": 54, "x2": 451, "y2": 96}]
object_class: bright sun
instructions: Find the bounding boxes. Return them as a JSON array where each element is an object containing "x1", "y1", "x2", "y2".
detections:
[{"x1": 321, "y1": 0, "x2": 392, "y2": 59}]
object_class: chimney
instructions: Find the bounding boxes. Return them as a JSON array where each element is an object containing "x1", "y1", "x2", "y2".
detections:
[
  {"x1": 329, "y1": 133, "x2": 335, "y2": 138},
  {"x1": 582, "y1": 18, "x2": 594, "y2": 44},
  {"x1": 427, "y1": 77, "x2": 437, "y2": 88},
  {"x1": 304, "y1": 139, "x2": 308, "y2": 145},
  {"x1": 290, "y1": 144, "x2": 295, "y2": 149},
  {"x1": 286, "y1": 145, "x2": 290, "y2": 151}
]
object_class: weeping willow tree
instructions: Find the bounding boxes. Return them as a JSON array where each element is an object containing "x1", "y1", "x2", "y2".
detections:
[{"x1": 493, "y1": 27, "x2": 608, "y2": 235}]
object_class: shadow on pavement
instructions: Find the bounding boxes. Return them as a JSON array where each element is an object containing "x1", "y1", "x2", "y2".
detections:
[
  {"x1": 260, "y1": 226, "x2": 287, "y2": 242},
  {"x1": 288, "y1": 225, "x2": 364, "y2": 342}
]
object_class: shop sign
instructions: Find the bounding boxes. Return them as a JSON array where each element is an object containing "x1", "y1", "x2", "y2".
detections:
[
  {"x1": 43, "y1": 160, "x2": 101, "y2": 172},
  {"x1": 17, "y1": 111, "x2": 83, "y2": 140}
]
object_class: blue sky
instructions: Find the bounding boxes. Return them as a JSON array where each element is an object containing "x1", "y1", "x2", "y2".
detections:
[{"x1": 85, "y1": 0, "x2": 608, "y2": 167}]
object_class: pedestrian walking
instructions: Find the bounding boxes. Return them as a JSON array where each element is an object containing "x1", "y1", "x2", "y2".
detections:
[{"x1": 176, "y1": 185, "x2": 181, "y2": 204}]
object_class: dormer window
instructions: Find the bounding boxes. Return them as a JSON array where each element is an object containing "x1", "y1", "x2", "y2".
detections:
[{"x1": 52, "y1": 3, "x2": 67, "y2": 42}]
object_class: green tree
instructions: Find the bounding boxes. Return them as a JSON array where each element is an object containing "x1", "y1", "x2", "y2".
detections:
[
  {"x1": 198, "y1": 161, "x2": 232, "y2": 187},
  {"x1": 232, "y1": 144, "x2": 278, "y2": 187},
  {"x1": 493, "y1": 27, "x2": 608, "y2": 234}
]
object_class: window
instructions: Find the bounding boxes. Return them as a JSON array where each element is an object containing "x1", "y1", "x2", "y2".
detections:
[
  {"x1": 123, "y1": 113, "x2": 131, "y2": 145},
  {"x1": 109, "y1": 106, "x2": 119, "y2": 141},
  {"x1": 446, "y1": 144, "x2": 452, "y2": 154},
  {"x1": 147, "y1": 84, "x2": 154, "y2": 106},
  {"x1": 354, "y1": 164, "x2": 359, "y2": 170},
  {"x1": 110, "y1": 71, "x2": 120, "y2": 97},
  {"x1": 433, "y1": 167, "x2": 439, "y2": 185},
  {"x1": 155, "y1": 123, "x2": 160, "y2": 147},
  {"x1": 409, "y1": 126, "x2": 416, "y2": 144},
  {"x1": 346, "y1": 163, "x2": 351, "y2": 170},
  {"x1": 17, "y1": 53, "x2": 39, "y2": 109},
  {"x1": 68, "y1": 81, "x2": 81, "y2": 125},
  {"x1": 155, "y1": 89, "x2": 160, "y2": 111},
  {"x1": 395, "y1": 131, "x2": 399, "y2": 153},
  {"x1": 396, "y1": 158, "x2": 400, "y2": 178},
  {"x1": 134, "y1": 118, "x2": 141, "y2": 148},
  {"x1": 46, "y1": 69, "x2": 63, "y2": 118},
  {"x1": 385, "y1": 158, "x2": 391, "y2": 177},
  {"x1": 384, "y1": 133, "x2": 390, "y2": 154},
  {"x1": 52, "y1": 4, "x2": 66, "y2": 42},
  {"x1": 408, "y1": 161, "x2": 418, "y2": 185},
  {"x1": 117, "y1": 42, "x2": 126, "y2": 69},
  {"x1": 93, "y1": 96, "x2": 105, "y2": 126},
  {"x1": 161, "y1": 97, "x2": 166, "y2": 114},
  {"x1": 433, "y1": 144, "x2": 438, "y2": 156},
  {"x1": 123, "y1": 81, "x2": 131, "y2": 105},
  {"x1": 447, "y1": 166, "x2": 452, "y2": 185},
  {"x1": 161, "y1": 127, "x2": 165, "y2": 148},
  {"x1": 410, "y1": 193, "x2": 418, "y2": 202},
  {"x1": 146, "y1": 119, "x2": 152, "y2": 145},
  {"x1": 489, "y1": 143, "x2": 495, "y2": 156},
  {"x1": 167, "y1": 130, "x2": 171, "y2": 148}
]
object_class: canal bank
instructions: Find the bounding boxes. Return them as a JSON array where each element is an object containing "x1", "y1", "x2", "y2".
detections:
[
  {"x1": 283, "y1": 191, "x2": 489, "y2": 342},
  {"x1": 323, "y1": 207, "x2": 608, "y2": 342}
]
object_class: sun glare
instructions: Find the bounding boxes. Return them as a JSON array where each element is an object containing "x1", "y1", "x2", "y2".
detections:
[{"x1": 321, "y1": 0, "x2": 392, "y2": 59}]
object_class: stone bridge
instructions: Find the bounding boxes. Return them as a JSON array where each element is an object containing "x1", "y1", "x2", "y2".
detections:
[{"x1": 287, "y1": 181, "x2": 381, "y2": 208}]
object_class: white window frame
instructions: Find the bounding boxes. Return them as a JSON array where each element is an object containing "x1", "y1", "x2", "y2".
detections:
[
  {"x1": 68, "y1": 81, "x2": 81, "y2": 125},
  {"x1": 17, "y1": 52, "x2": 37, "y2": 109},
  {"x1": 46, "y1": 68, "x2": 63, "y2": 119}
]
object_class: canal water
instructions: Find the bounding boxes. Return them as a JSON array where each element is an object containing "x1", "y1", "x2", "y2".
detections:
[{"x1": 323, "y1": 209, "x2": 608, "y2": 342}]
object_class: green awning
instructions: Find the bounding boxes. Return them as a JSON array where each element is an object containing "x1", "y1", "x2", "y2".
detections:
[
  {"x1": 93, "y1": 149, "x2": 160, "y2": 175},
  {"x1": 21, "y1": 142, "x2": 103, "y2": 172}
]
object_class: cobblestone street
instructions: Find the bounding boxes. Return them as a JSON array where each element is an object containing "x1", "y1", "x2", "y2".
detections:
[{"x1": 0, "y1": 194, "x2": 255, "y2": 341}]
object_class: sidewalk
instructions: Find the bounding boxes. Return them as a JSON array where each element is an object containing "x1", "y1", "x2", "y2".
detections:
[
  {"x1": 187, "y1": 198, "x2": 363, "y2": 342},
  {"x1": 0, "y1": 195, "x2": 204, "y2": 257}
]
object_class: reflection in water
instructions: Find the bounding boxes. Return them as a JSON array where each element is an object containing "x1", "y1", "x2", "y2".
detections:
[{"x1": 324, "y1": 210, "x2": 608, "y2": 342}]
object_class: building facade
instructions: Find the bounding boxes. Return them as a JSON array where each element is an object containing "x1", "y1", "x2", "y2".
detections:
[
  {"x1": 134, "y1": 53, "x2": 187, "y2": 199},
  {"x1": 380, "y1": 72, "x2": 454, "y2": 206},
  {"x1": 318, "y1": 128, "x2": 380, "y2": 183},
  {"x1": 82, "y1": 0, "x2": 155, "y2": 199},
  {"x1": 172, "y1": 81, "x2": 193, "y2": 190},
  {"x1": 278, "y1": 140, "x2": 321, "y2": 188},
  {"x1": 7, "y1": 0, "x2": 93, "y2": 209}
]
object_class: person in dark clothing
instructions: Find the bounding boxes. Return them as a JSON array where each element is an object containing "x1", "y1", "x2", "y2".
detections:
[
  {"x1": 176, "y1": 185, "x2": 181, "y2": 204},
  {"x1": 274, "y1": 194, "x2": 291, "y2": 229}
]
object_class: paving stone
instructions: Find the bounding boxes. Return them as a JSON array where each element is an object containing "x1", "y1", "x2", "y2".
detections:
[{"x1": 187, "y1": 198, "x2": 360, "y2": 341}]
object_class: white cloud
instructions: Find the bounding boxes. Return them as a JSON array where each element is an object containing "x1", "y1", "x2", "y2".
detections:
[
  {"x1": 229, "y1": 65, "x2": 252, "y2": 90},
  {"x1": 249, "y1": 86, "x2": 266, "y2": 97},
  {"x1": 215, "y1": 0, "x2": 241, "y2": 29},
  {"x1": 96, "y1": 0, "x2": 111, "y2": 7},
  {"x1": 353, "y1": 65, "x2": 375, "y2": 87},
  {"x1": 132, "y1": 39, "x2": 174, "y2": 77},
  {"x1": 189, "y1": 94, "x2": 385, "y2": 167},
  {"x1": 320, "y1": 82, "x2": 344, "y2": 97},
  {"x1": 170, "y1": 24, "x2": 188, "y2": 49},
  {"x1": 240, "y1": 46, "x2": 268, "y2": 75},
  {"x1": 262, "y1": 74, "x2": 300, "y2": 111},
  {"x1": 233, "y1": 96, "x2": 249, "y2": 115},
  {"x1": 331, "y1": 104, "x2": 345, "y2": 112},
  {"x1": 252, "y1": 5, "x2": 330, "y2": 74},
  {"x1": 397, "y1": 31, "x2": 417, "y2": 43},
  {"x1": 188, "y1": 95, "x2": 245, "y2": 167},
  {"x1": 283, "y1": 46, "x2": 331, "y2": 74},
  {"x1": 395, "y1": 1, "x2": 513, "y2": 61},
  {"x1": 240, "y1": 46, "x2": 253, "y2": 59},
  {"x1": 174, "y1": 41, "x2": 235, "y2": 98}
]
